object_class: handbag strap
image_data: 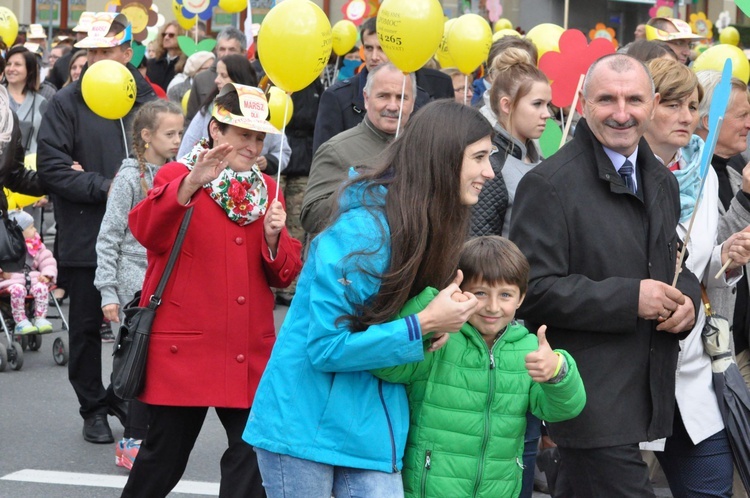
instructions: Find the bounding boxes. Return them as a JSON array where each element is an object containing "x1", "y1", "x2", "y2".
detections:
[{"x1": 147, "y1": 207, "x2": 193, "y2": 310}]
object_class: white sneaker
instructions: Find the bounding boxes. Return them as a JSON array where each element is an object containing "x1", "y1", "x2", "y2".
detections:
[
  {"x1": 33, "y1": 317, "x2": 53, "y2": 333},
  {"x1": 15, "y1": 319, "x2": 38, "y2": 335}
]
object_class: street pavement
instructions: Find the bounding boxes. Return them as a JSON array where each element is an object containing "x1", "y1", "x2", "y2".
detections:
[{"x1": 0, "y1": 296, "x2": 672, "y2": 497}]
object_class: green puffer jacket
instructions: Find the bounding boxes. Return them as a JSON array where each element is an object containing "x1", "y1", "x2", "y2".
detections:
[{"x1": 373, "y1": 288, "x2": 586, "y2": 498}]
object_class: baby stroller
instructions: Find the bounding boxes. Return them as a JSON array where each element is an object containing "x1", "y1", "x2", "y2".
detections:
[{"x1": 0, "y1": 284, "x2": 69, "y2": 371}]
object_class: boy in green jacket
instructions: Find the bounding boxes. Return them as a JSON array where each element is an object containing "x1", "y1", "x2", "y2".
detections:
[{"x1": 372, "y1": 236, "x2": 586, "y2": 498}]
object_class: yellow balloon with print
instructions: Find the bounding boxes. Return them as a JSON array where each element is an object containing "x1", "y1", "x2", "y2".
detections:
[
  {"x1": 720, "y1": 26, "x2": 741, "y2": 46},
  {"x1": 82, "y1": 60, "x2": 136, "y2": 120},
  {"x1": 218, "y1": 0, "x2": 246, "y2": 14},
  {"x1": 526, "y1": 23, "x2": 565, "y2": 61},
  {"x1": 267, "y1": 87, "x2": 294, "y2": 129},
  {"x1": 435, "y1": 19, "x2": 456, "y2": 69},
  {"x1": 377, "y1": 0, "x2": 444, "y2": 73},
  {"x1": 447, "y1": 14, "x2": 493, "y2": 74},
  {"x1": 0, "y1": 7, "x2": 18, "y2": 46},
  {"x1": 693, "y1": 43, "x2": 750, "y2": 83},
  {"x1": 258, "y1": 0, "x2": 332, "y2": 93},
  {"x1": 172, "y1": 0, "x2": 197, "y2": 30},
  {"x1": 492, "y1": 28, "x2": 521, "y2": 42},
  {"x1": 181, "y1": 89, "x2": 191, "y2": 115},
  {"x1": 332, "y1": 20, "x2": 358, "y2": 56},
  {"x1": 493, "y1": 18, "x2": 513, "y2": 33}
]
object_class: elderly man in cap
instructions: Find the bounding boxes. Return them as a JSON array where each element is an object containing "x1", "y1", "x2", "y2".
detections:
[
  {"x1": 37, "y1": 12, "x2": 157, "y2": 444},
  {"x1": 646, "y1": 17, "x2": 706, "y2": 65}
]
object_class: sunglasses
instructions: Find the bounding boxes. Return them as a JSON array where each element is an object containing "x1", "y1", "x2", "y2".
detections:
[{"x1": 162, "y1": 32, "x2": 176, "y2": 38}]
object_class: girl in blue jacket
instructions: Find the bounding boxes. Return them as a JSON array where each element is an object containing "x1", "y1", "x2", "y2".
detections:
[{"x1": 243, "y1": 100, "x2": 496, "y2": 497}]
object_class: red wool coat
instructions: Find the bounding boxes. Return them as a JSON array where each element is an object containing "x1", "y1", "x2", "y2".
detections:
[{"x1": 128, "y1": 162, "x2": 302, "y2": 408}]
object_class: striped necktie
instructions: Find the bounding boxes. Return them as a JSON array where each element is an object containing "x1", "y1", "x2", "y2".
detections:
[{"x1": 620, "y1": 159, "x2": 636, "y2": 194}]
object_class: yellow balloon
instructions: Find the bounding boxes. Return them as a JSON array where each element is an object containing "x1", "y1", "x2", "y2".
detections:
[
  {"x1": 172, "y1": 0, "x2": 197, "y2": 30},
  {"x1": 435, "y1": 19, "x2": 457, "y2": 69},
  {"x1": 4, "y1": 189, "x2": 42, "y2": 210},
  {"x1": 492, "y1": 28, "x2": 521, "y2": 42},
  {"x1": 181, "y1": 89, "x2": 191, "y2": 116},
  {"x1": 693, "y1": 44, "x2": 750, "y2": 83},
  {"x1": 447, "y1": 14, "x2": 493, "y2": 75},
  {"x1": 82, "y1": 60, "x2": 136, "y2": 120},
  {"x1": 267, "y1": 87, "x2": 294, "y2": 129},
  {"x1": 258, "y1": 0, "x2": 332, "y2": 93},
  {"x1": 218, "y1": 0, "x2": 246, "y2": 14},
  {"x1": 526, "y1": 23, "x2": 565, "y2": 61},
  {"x1": 377, "y1": 0, "x2": 444, "y2": 73},
  {"x1": 493, "y1": 18, "x2": 513, "y2": 33},
  {"x1": 720, "y1": 26, "x2": 741, "y2": 47},
  {"x1": 332, "y1": 20, "x2": 358, "y2": 56},
  {"x1": 0, "y1": 7, "x2": 18, "y2": 46}
]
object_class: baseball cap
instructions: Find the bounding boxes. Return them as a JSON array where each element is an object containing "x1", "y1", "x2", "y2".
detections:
[
  {"x1": 211, "y1": 83, "x2": 280, "y2": 135},
  {"x1": 75, "y1": 13, "x2": 132, "y2": 49}
]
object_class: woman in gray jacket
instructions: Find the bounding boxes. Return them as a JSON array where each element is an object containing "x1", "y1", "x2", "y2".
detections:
[{"x1": 94, "y1": 100, "x2": 184, "y2": 471}]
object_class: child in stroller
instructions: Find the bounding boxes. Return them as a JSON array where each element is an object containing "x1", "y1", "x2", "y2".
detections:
[{"x1": 0, "y1": 210, "x2": 56, "y2": 335}]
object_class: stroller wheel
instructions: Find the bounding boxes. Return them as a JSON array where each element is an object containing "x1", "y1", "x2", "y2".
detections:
[
  {"x1": 20, "y1": 335, "x2": 28, "y2": 351},
  {"x1": 0, "y1": 342, "x2": 6, "y2": 372},
  {"x1": 53, "y1": 336, "x2": 68, "y2": 366},
  {"x1": 27, "y1": 334, "x2": 41, "y2": 351},
  {"x1": 8, "y1": 341, "x2": 23, "y2": 370}
]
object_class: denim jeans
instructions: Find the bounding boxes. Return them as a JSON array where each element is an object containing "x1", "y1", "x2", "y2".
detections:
[
  {"x1": 254, "y1": 447, "x2": 404, "y2": 498},
  {"x1": 520, "y1": 412, "x2": 542, "y2": 498}
]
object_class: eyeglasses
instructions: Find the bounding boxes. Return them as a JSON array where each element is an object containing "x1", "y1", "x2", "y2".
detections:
[{"x1": 162, "y1": 32, "x2": 176, "y2": 38}]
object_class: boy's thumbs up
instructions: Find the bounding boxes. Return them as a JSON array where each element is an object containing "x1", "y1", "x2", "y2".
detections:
[
  {"x1": 536, "y1": 325, "x2": 550, "y2": 351},
  {"x1": 525, "y1": 324, "x2": 559, "y2": 382}
]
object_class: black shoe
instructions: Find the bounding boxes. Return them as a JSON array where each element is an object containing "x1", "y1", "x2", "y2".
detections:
[
  {"x1": 275, "y1": 292, "x2": 294, "y2": 307},
  {"x1": 107, "y1": 397, "x2": 129, "y2": 427},
  {"x1": 83, "y1": 415, "x2": 114, "y2": 444}
]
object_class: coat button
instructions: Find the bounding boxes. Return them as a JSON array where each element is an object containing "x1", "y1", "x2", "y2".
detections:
[
  {"x1": 235, "y1": 237, "x2": 243, "y2": 245},
  {"x1": 237, "y1": 296, "x2": 246, "y2": 304},
  {"x1": 283, "y1": 269, "x2": 290, "y2": 276},
  {"x1": 170, "y1": 345, "x2": 178, "y2": 353},
  {"x1": 236, "y1": 354, "x2": 245, "y2": 363}
]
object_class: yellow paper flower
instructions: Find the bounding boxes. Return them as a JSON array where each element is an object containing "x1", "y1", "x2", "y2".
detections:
[
  {"x1": 589, "y1": 23, "x2": 618, "y2": 50},
  {"x1": 689, "y1": 12, "x2": 713, "y2": 40}
]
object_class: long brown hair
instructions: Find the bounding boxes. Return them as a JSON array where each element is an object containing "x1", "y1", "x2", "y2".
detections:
[
  {"x1": 337, "y1": 100, "x2": 493, "y2": 331},
  {"x1": 132, "y1": 100, "x2": 183, "y2": 194}
]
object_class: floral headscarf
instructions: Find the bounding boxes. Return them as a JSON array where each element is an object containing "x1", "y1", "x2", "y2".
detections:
[{"x1": 180, "y1": 138, "x2": 268, "y2": 225}]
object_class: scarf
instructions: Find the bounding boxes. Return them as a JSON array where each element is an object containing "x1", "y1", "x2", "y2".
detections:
[
  {"x1": 179, "y1": 138, "x2": 268, "y2": 226},
  {"x1": 26, "y1": 233, "x2": 42, "y2": 258},
  {"x1": 667, "y1": 135, "x2": 704, "y2": 223}
]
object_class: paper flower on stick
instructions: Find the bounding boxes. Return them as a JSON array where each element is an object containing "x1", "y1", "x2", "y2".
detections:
[
  {"x1": 117, "y1": 0, "x2": 159, "y2": 43},
  {"x1": 588, "y1": 23, "x2": 618, "y2": 49},
  {"x1": 649, "y1": 0, "x2": 674, "y2": 18},
  {"x1": 539, "y1": 29, "x2": 615, "y2": 113},
  {"x1": 175, "y1": 0, "x2": 218, "y2": 22},
  {"x1": 689, "y1": 12, "x2": 713, "y2": 40},
  {"x1": 341, "y1": 0, "x2": 372, "y2": 26},
  {"x1": 716, "y1": 11, "x2": 731, "y2": 32}
]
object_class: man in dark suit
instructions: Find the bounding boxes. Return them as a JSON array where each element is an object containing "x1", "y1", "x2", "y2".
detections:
[{"x1": 509, "y1": 53, "x2": 701, "y2": 497}]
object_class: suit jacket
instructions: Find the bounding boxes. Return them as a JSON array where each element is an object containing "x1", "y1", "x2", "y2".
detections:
[{"x1": 509, "y1": 118, "x2": 701, "y2": 449}]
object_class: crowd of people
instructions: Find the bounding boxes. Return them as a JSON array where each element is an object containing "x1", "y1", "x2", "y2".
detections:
[{"x1": 4, "y1": 7, "x2": 750, "y2": 498}]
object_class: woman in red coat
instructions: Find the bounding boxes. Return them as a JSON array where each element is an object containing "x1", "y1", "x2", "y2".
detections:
[{"x1": 121, "y1": 83, "x2": 303, "y2": 498}]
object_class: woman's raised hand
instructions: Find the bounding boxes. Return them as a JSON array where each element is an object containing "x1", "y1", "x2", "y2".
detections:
[
  {"x1": 186, "y1": 144, "x2": 233, "y2": 187},
  {"x1": 417, "y1": 270, "x2": 478, "y2": 335}
]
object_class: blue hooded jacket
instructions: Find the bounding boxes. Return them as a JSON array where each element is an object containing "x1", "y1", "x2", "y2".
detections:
[{"x1": 244, "y1": 171, "x2": 428, "y2": 472}]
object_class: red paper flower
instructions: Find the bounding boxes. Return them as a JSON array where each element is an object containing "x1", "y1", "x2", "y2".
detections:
[
  {"x1": 649, "y1": 0, "x2": 674, "y2": 19},
  {"x1": 538, "y1": 29, "x2": 615, "y2": 113}
]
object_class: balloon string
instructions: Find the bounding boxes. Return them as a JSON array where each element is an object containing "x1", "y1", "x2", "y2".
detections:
[
  {"x1": 274, "y1": 95, "x2": 290, "y2": 202},
  {"x1": 396, "y1": 74, "x2": 406, "y2": 139},
  {"x1": 120, "y1": 118, "x2": 129, "y2": 158},
  {"x1": 463, "y1": 74, "x2": 468, "y2": 106},
  {"x1": 332, "y1": 55, "x2": 339, "y2": 86}
]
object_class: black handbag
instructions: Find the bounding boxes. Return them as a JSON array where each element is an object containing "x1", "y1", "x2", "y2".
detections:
[
  {"x1": 112, "y1": 207, "x2": 193, "y2": 400},
  {"x1": 0, "y1": 211, "x2": 29, "y2": 272}
]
